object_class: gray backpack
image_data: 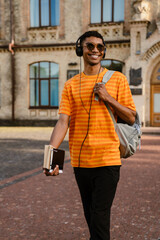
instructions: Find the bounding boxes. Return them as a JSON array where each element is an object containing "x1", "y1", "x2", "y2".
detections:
[{"x1": 102, "y1": 70, "x2": 142, "y2": 159}]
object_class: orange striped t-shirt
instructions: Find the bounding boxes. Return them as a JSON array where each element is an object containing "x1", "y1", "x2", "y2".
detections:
[{"x1": 59, "y1": 68, "x2": 136, "y2": 168}]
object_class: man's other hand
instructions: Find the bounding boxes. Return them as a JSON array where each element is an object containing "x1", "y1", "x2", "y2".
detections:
[{"x1": 43, "y1": 165, "x2": 59, "y2": 176}]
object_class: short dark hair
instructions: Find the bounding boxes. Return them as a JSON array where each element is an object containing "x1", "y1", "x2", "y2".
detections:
[{"x1": 79, "y1": 31, "x2": 105, "y2": 46}]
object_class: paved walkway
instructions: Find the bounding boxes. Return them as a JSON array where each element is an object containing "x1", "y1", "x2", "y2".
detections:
[{"x1": 0, "y1": 127, "x2": 160, "y2": 240}]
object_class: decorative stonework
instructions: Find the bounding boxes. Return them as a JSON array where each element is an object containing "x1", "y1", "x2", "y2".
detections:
[
  {"x1": 15, "y1": 45, "x2": 75, "y2": 53},
  {"x1": 112, "y1": 28, "x2": 120, "y2": 37},
  {"x1": 28, "y1": 28, "x2": 58, "y2": 42},
  {"x1": 29, "y1": 32, "x2": 36, "y2": 41},
  {"x1": 89, "y1": 23, "x2": 130, "y2": 41},
  {"x1": 142, "y1": 41, "x2": 160, "y2": 61},
  {"x1": 39, "y1": 32, "x2": 47, "y2": 40},
  {"x1": 132, "y1": 0, "x2": 151, "y2": 21},
  {"x1": 156, "y1": 12, "x2": 160, "y2": 34},
  {"x1": 13, "y1": 43, "x2": 130, "y2": 53},
  {"x1": 0, "y1": 48, "x2": 9, "y2": 53},
  {"x1": 102, "y1": 29, "x2": 110, "y2": 37},
  {"x1": 106, "y1": 43, "x2": 130, "y2": 49},
  {"x1": 29, "y1": 109, "x2": 58, "y2": 119}
]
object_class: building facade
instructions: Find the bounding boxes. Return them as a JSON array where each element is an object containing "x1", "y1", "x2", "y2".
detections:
[{"x1": 0, "y1": 0, "x2": 160, "y2": 126}]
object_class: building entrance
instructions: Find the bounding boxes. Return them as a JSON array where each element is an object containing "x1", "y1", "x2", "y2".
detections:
[{"x1": 150, "y1": 62, "x2": 160, "y2": 127}]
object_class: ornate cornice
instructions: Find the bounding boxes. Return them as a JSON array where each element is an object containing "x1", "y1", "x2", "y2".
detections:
[
  {"x1": 106, "y1": 42, "x2": 130, "y2": 49},
  {"x1": 89, "y1": 22, "x2": 123, "y2": 27},
  {"x1": 0, "y1": 41, "x2": 130, "y2": 53},
  {"x1": 14, "y1": 45, "x2": 75, "y2": 52},
  {"x1": 130, "y1": 20, "x2": 149, "y2": 25},
  {"x1": 0, "y1": 49, "x2": 8, "y2": 53},
  {"x1": 0, "y1": 45, "x2": 8, "y2": 53}
]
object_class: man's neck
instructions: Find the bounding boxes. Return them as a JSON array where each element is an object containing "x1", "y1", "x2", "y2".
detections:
[{"x1": 83, "y1": 64, "x2": 103, "y2": 76}]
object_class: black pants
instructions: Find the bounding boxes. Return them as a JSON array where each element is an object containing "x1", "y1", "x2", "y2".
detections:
[{"x1": 74, "y1": 166, "x2": 120, "y2": 240}]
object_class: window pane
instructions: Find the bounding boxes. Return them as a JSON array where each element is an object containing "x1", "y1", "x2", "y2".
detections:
[
  {"x1": 30, "y1": 80, "x2": 39, "y2": 106},
  {"x1": 114, "y1": 0, "x2": 124, "y2": 22},
  {"x1": 41, "y1": 80, "x2": 49, "y2": 105},
  {"x1": 154, "y1": 93, "x2": 160, "y2": 113},
  {"x1": 111, "y1": 60, "x2": 123, "y2": 72},
  {"x1": 30, "y1": 63, "x2": 39, "y2": 78},
  {"x1": 103, "y1": 0, "x2": 112, "y2": 22},
  {"x1": 91, "y1": 0, "x2": 101, "y2": 23},
  {"x1": 50, "y1": 79, "x2": 59, "y2": 106},
  {"x1": 51, "y1": 0, "x2": 60, "y2": 26},
  {"x1": 30, "y1": 0, "x2": 39, "y2": 27},
  {"x1": 101, "y1": 60, "x2": 123, "y2": 72},
  {"x1": 101, "y1": 60, "x2": 112, "y2": 69},
  {"x1": 51, "y1": 63, "x2": 59, "y2": 78},
  {"x1": 41, "y1": 0, "x2": 49, "y2": 26},
  {"x1": 40, "y1": 62, "x2": 49, "y2": 78}
]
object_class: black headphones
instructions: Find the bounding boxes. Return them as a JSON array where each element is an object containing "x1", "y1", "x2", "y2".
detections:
[{"x1": 75, "y1": 35, "x2": 106, "y2": 59}]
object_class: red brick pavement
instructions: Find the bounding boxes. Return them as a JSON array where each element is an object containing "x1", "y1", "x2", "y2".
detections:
[{"x1": 0, "y1": 134, "x2": 160, "y2": 240}]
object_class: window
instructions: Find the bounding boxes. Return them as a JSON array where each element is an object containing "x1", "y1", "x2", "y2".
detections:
[
  {"x1": 29, "y1": 62, "x2": 59, "y2": 108},
  {"x1": 91, "y1": 0, "x2": 124, "y2": 24},
  {"x1": 101, "y1": 60, "x2": 123, "y2": 72},
  {"x1": 30, "y1": 0, "x2": 60, "y2": 27}
]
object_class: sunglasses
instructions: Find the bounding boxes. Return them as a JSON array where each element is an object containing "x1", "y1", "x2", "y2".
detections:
[{"x1": 84, "y1": 42, "x2": 105, "y2": 52}]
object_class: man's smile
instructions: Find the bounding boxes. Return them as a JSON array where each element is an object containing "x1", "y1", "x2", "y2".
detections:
[{"x1": 88, "y1": 54, "x2": 101, "y2": 59}]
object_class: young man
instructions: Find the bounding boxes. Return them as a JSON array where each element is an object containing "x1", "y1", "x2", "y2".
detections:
[{"x1": 44, "y1": 31, "x2": 136, "y2": 240}]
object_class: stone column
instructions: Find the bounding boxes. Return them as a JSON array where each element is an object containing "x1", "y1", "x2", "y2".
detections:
[{"x1": 130, "y1": 0, "x2": 151, "y2": 57}]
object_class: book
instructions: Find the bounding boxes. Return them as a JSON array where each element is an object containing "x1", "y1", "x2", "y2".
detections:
[{"x1": 43, "y1": 145, "x2": 65, "y2": 173}]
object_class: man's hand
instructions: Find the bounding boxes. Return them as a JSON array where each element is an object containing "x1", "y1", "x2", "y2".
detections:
[
  {"x1": 43, "y1": 165, "x2": 59, "y2": 176},
  {"x1": 94, "y1": 83, "x2": 110, "y2": 102},
  {"x1": 94, "y1": 83, "x2": 136, "y2": 125}
]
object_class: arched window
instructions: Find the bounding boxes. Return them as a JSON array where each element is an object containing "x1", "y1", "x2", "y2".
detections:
[
  {"x1": 91, "y1": 0, "x2": 124, "y2": 24},
  {"x1": 29, "y1": 62, "x2": 59, "y2": 108},
  {"x1": 101, "y1": 59, "x2": 124, "y2": 72}
]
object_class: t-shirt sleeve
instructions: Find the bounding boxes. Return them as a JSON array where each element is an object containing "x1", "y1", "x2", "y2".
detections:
[
  {"x1": 59, "y1": 82, "x2": 71, "y2": 116},
  {"x1": 117, "y1": 75, "x2": 136, "y2": 112}
]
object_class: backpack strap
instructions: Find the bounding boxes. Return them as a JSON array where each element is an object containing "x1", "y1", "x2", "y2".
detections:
[
  {"x1": 104, "y1": 101, "x2": 117, "y2": 126},
  {"x1": 95, "y1": 70, "x2": 115, "y2": 101},
  {"x1": 102, "y1": 70, "x2": 115, "y2": 84},
  {"x1": 102, "y1": 70, "x2": 116, "y2": 125}
]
